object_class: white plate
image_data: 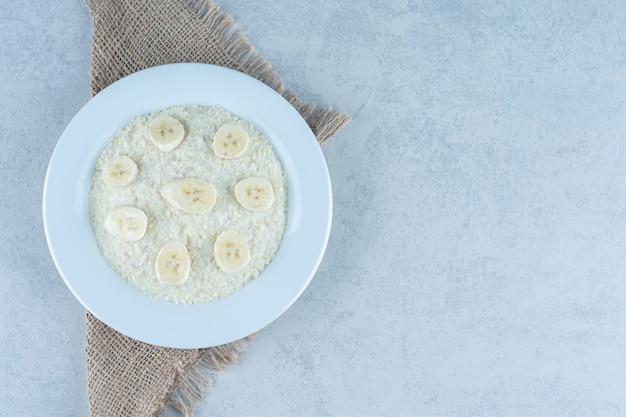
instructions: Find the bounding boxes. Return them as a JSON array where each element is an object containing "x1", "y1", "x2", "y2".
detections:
[{"x1": 43, "y1": 63, "x2": 332, "y2": 348}]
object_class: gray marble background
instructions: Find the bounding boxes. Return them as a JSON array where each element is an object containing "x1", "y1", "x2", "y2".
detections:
[{"x1": 2, "y1": 0, "x2": 626, "y2": 416}]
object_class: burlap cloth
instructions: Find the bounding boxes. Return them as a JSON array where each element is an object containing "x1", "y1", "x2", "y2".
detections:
[{"x1": 83, "y1": 0, "x2": 350, "y2": 416}]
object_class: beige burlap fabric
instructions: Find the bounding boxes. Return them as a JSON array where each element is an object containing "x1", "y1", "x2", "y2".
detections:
[{"x1": 84, "y1": 0, "x2": 350, "y2": 416}]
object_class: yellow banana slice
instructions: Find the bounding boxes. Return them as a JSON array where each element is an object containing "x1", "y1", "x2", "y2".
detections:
[
  {"x1": 212, "y1": 124, "x2": 249, "y2": 159},
  {"x1": 214, "y1": 231, "x2": 250, "y2": 273},
  {"x1": 160, "y1": 178, "x2": 217, "y2": 214},
  {"x1": 234, "y1": 177, "x2": 275, "y2": 211},
  {"x1": 104, "y1": 206, "x2": 148, "y2": 241},
  {"x1": 155, "y1": 241, "x2": 191, "y2": 285},
  {"x1": 102, "y1": 155, "x2": 138, "y2": 186},
  {"x1": 148, "y1": 114, "x2": 185, "y2": 152}
]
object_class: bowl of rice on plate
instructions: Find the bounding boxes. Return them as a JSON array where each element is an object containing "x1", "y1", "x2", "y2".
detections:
[{"x1": 43, "y1": 63, "x2": 332, "y2": 348}]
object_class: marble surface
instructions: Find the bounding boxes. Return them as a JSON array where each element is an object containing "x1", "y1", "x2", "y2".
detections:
[{"x1": 2, "y1": 0, "x2": 626, "y2": 415}]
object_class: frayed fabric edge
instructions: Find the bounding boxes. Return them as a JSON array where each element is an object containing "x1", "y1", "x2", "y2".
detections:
[
  {"x1": 158, "y1": 335, "x2": 256, "y2": 417},
  {"x1": 188, "y1": 0, "x2": 352, "y2": 144}
]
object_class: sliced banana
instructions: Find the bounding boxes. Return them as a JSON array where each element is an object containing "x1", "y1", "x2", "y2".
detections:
[
  {"x1": 234, "y1": 177, "x2": 275, "y2": 211},
  {"x1": 104, "y1": 206, "x2": 147, "y2": 242},
  {"x1": 148, "y1": 114, "x2": 185, "y2": 152},
  {"x1": 160, "y1": 178, "x2": 217, "y2": 214},
  {"x1": 214, "y1": 231, "x2": 250, "y2": 273},
  {"x1": 213, "y1": 124, "x2": 249, "y2": 159},
  {"x1": 155, "y1": 241, "x2": 190, "y2": 285},
  {"x1": 102, "y1": 155, "x2": 138, "y2": 186}
]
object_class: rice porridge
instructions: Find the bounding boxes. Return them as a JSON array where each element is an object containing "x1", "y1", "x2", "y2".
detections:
[{"x1": 89, "y1": 105, "x2": 287, "y2": 304}]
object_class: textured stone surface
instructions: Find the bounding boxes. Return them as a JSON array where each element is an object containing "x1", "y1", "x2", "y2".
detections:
[{"x1": 3, "y1": 0, "x2": 626, "y2": 415}]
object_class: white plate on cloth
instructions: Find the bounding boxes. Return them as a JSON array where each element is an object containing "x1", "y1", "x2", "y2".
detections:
[{"x1": 43, "y1": 63, "x2": 332, "y2": 348}]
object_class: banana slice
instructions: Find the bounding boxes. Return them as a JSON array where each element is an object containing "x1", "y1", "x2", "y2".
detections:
[
  {"x1": 160, "y1": 178, "x2": 217, "y2": 214},
  {"x1": 155, "y1": 241, "x2": 191, "y2": 285},
  {"x1": 102, "y1": 155, "x2": 138, "y2": 186},
  {"x1": 214, "y1": 231, "x2": 250, "y2": 273},
  {"x1": 234, "y1": 177, "x2": 275, "y2": 211},
  {"x1": 148, "y1": 114, "x2": 185, "y2": 152},
  {"x1": 213, "y1": 124, "x2": 249, "y2": 159},
  {"x1": 104, "y1": 206, "x2": 147, "y2": 241}
]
